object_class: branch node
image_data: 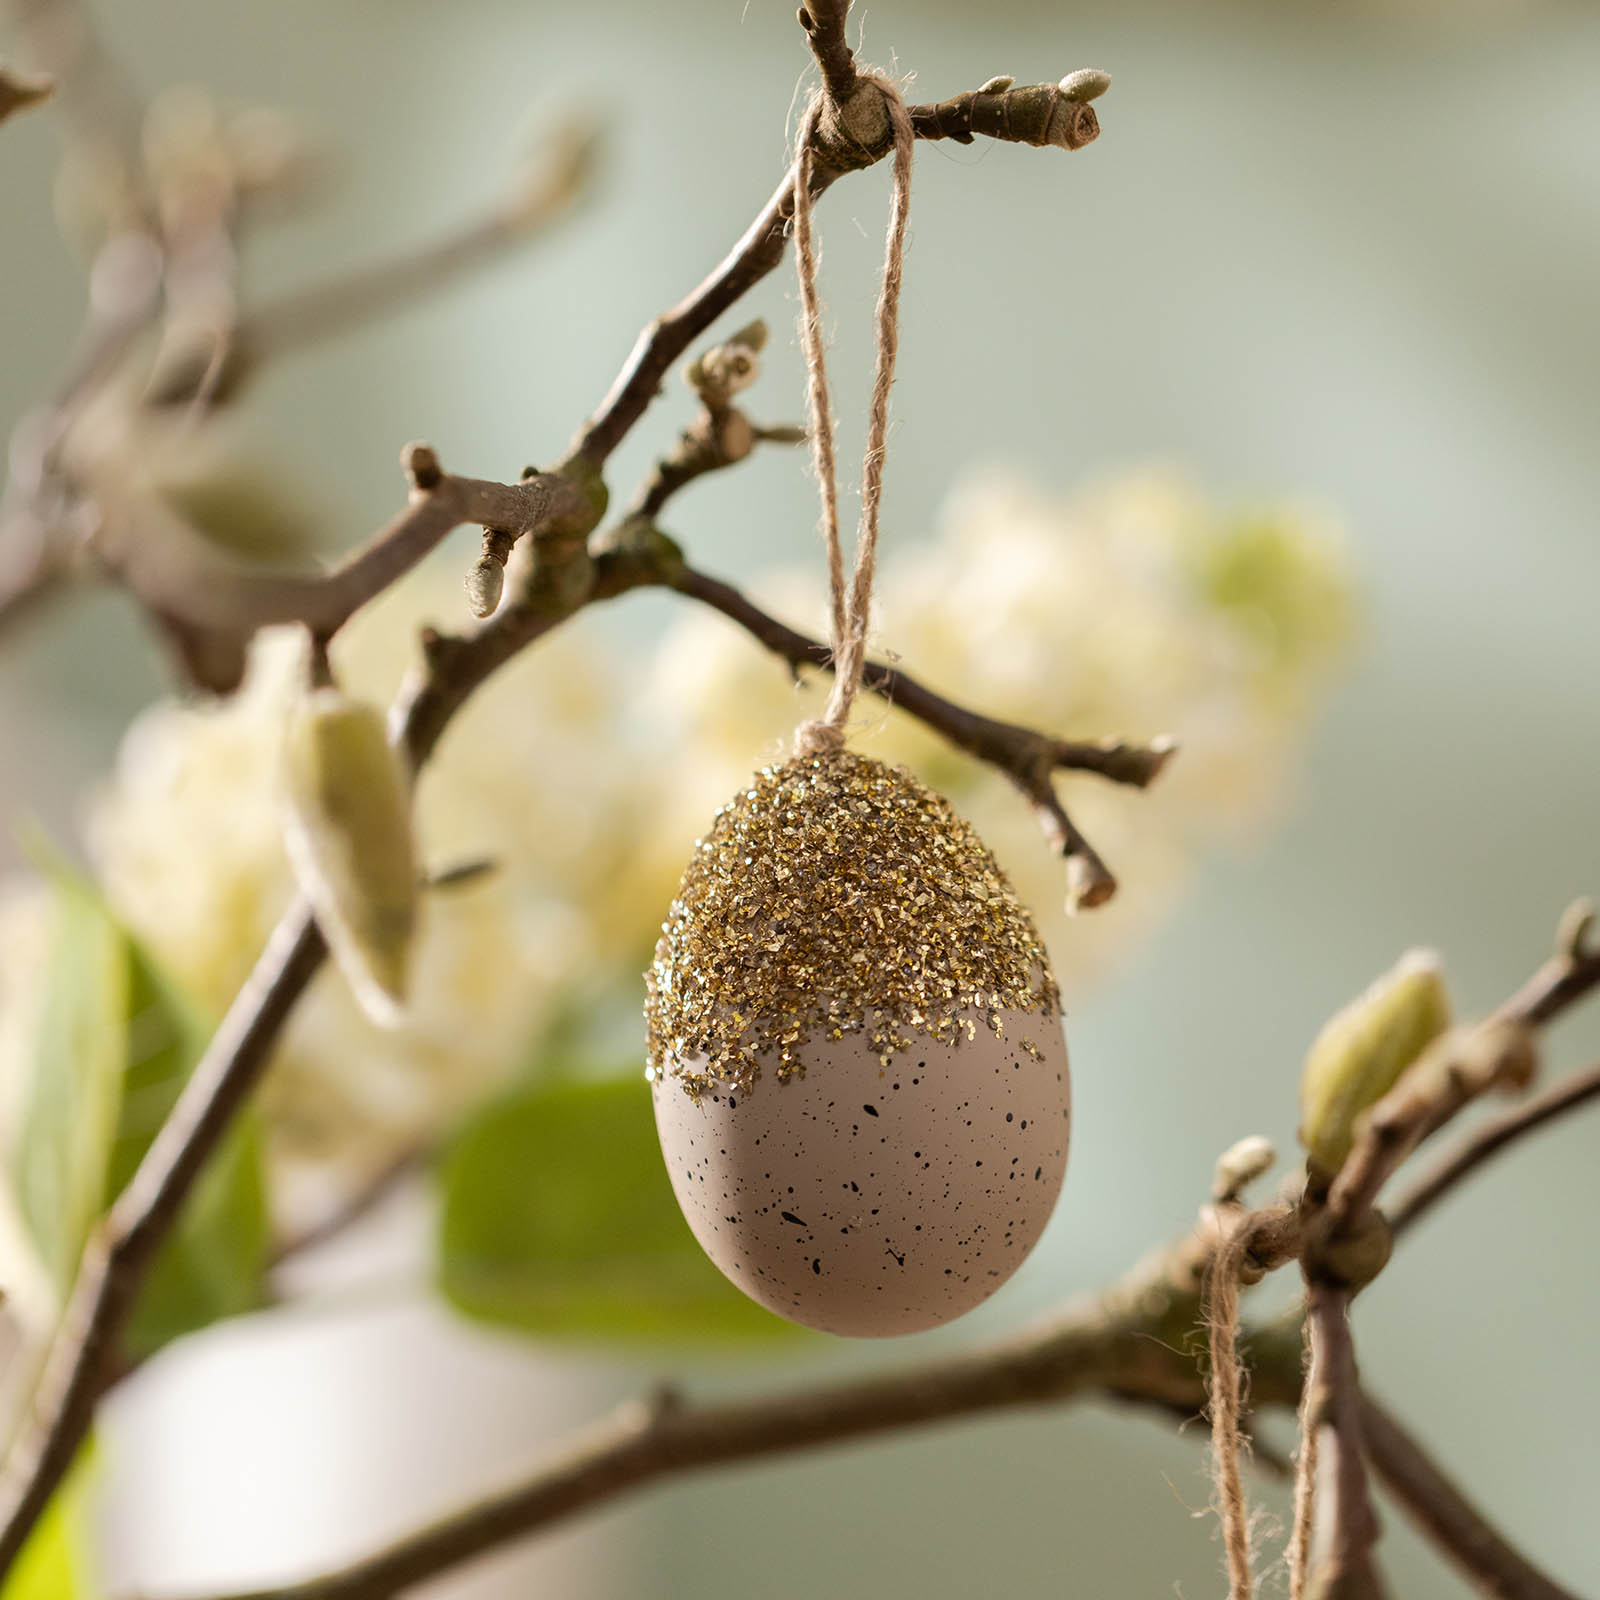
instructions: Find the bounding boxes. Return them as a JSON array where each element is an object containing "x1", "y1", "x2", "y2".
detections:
[
  {"x1": 403, "y1": 442, "x2": 443, "y2": 493},
  {"x1": 1065, "y1": 846, "x2": 1116, "y2": 914},
  {"x1": 418, "y1": 624, "x2": 455, "y2": 665},
  {"x1": 1213, "y1": 1136, "x2": 1277, "y2": 1205},
  {"x1": 1555, "y1": 897, "x2": 1596, "y2": 964},
  {"x1": 798, "y1": 2, "x2": 857, "y2": 104},
  {"x1": 426, "y1": 857, "x2": 500, "y2": 892}
]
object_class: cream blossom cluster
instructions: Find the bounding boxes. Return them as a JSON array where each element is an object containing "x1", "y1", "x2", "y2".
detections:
[
  {"x1": 3, "y1": 466, "x2": 1351, "y2": 1226},
  {"x1": 81, "y1": 574, "x2": 658, "y2": 1223}
]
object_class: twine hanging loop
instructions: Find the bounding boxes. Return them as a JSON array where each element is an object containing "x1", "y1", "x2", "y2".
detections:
[{"x1": 791, "y1": 75, "x2": 915, "y2": 758}]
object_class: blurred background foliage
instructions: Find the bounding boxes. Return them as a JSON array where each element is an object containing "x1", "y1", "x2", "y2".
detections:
[{"x1": 0, "y1": 0, "x2": 1597, "y2": 1597}]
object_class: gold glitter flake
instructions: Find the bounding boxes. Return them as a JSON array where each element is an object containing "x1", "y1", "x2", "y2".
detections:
[{"x1": 645, "y1": 750, "x2": 1060, "y2": 1099}]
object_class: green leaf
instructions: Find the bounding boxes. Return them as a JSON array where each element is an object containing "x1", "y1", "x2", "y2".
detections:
[
  {"x1": 15, "y1": 881, "x2": 128, "y2": 1296},
  {"x1": 8, "y1": 870, "x2": 269, "y2": 1358},
  {"x1": 109, "y1": 943, "x2": 269, "y2": 1360},
  {"x1": 438, "y1": 1075, "x2": 804, "y2": 1346},
  {"x1": 2, "y1": 1442, "x2": 100, "y2": 1600}
]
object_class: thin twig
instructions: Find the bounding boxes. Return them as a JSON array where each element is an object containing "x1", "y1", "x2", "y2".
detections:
[
  {"x1": 0, "y1": 63, "x2": 53, "y2": 123},
  {"x1": 155, "y1": 123, "x2": 602, "y2": 407},
  {"x1": 0, "y1": 906, "x2": 327, "y2": 1575},
  {"x1": 1359, "y1": 1391, "x2": 1582, "y2": 1600},
  {"x1": 1303, "y1": 1283, "x2": 1387, "y2": 1599},
  {"x1": 670, "y1": 563, "x2": 1172, "y2": 906},
  {"x1": 1388, "y1": 1059, "x2": 1600, "y2": 1239},
  {"x1": 798, "y1": 0, "x2": 857, "y2": 103},
  {"x1": 569, "y1": 72, "x2": 1102, "y2": 468},
  {"x1": 267, "y1": 1143, "x2": 433, "y2": 1272}
]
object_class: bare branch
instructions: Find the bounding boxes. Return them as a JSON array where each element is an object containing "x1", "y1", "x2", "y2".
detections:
[
  {"x1": 1303, "y1": 1283, "x2": 1387, "y2": 1599},
  {"x1": 669, "y1": 562, "x2": 1172, "y2": 909},
  {"x1": 622, "y1": 321, "x2": 803, "y2": 521},
  {"x1": 149, "y1": 121, "x2": 603, "y2": 407},
  {"x1": 911, "y1": 73, "x2": 1107, "y2": 152},
  {"x1": 162, "y1": 1216, "x2": 1306, "y2": 1600},
  {"x1": 82, "y1": 445, "x2": 599, "y2": 696},
  {"x1": 0, "y1": 62, "x2": 53, "y2": 123},
  {"x1": 0, "y1": 458, "x2": 608, "y2": 1568},
  {"x1": 0, "y1": 33, "x2": 1120, "y2": 1567},
  {"x1": 1359, "y1": 1391, "x2": 1582, "y2": 1600},
  {"x1": 5, "y1": 0, "x2": 148, "y2": 216},
  {"x1": 797, "y1": 1, "x2": 857, "y2": 103},
  {"x1": 268, "y1": 1142, "x2": 431, "y2": 1272},
  {"x1": 569, "y1": 70, "x2": 1104, "y2": 468},
  {"x1": 1387, "y1": 1058, "x2": 1600, "y2": 1239},
  {"x1": 0, "y1": 905, "x2": 327, "y2": 1576}
]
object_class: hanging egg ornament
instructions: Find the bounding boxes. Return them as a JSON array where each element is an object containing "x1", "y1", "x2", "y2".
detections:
[{"x1": 647, "y1": 748, "x2": 1070, "y2": 1337}]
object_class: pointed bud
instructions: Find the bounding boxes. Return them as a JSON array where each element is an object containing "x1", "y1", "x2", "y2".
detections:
[
  {"x1": 282, "y1": 690, "x2": 419, "y2": 1026},
  {"x1": 1058, "y1": 68, "x2": 1112, "y2": 103},
  {"x1": 1299, "y1": 949, "x2": 1450, "y2": 1174},
  {"x1": 0, "y1": 65, "x2": 55, "y2": 124},
  {"x1": 1213, "y1": 1135, "x2": 1277, "y2": 1203}
]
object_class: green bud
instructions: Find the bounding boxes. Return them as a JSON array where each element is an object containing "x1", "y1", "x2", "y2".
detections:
[
  {"x1": 1298, "y1": 949, "x2": 1450, "y2": 1173},
  {"x1": 282, "y1": 690, "x2": 419, "y2": 1026}
]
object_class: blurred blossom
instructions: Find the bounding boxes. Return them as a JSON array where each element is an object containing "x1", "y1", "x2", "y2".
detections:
[
  {"x1": 646, "y1": 467, "x2": 1355, "y2": 997},
  {"x1": 5, "y1": 466, "x2": 1351, "y2": 1224},
  {"x1": 83, "y1": 574, "x2": 651, "y2": 1223}
]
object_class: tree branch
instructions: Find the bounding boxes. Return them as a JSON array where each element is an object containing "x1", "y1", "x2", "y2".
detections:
[
  {"x1": 568, "y1": 67, "x2": 1104, "y2": 468},
  {"x1": 910, "y1": 70, "x2": 1107, "y2": 151},
  {"x1": 1387, "y1": 1059, "x2": 1600, "y2": 1239},
  {"x1": 0, "y1": 906, "x2": 327, "y2": 1576},
  {"x1": 797, "y1": 1, "x2": 857, "y2": 104},
  {"x1": 1303, "y1": 1283, "x2": 1387, "y2": 1599},
  {"x1": 1359, "y1": 1391, "x2": 1583, "y2": 1600},
  {"x1": 0, "y1": 18, "x2": 1115, "y2": 1570},
  {"x1": 163, "y1": 1212, "x2": 1306, "y2": 1600},
  {"x1": 148, "y1": 120, "x2": 603, "y2": 408},
  {"x1": 0, "y1": 461, "x2": 607, "y2": 1572},
  {"x1": 0, "y1": 62, "x2": 53, "y2": 123},
  {"x1": 668, "y1": 562, "x2": 1172, "y2": 908}
]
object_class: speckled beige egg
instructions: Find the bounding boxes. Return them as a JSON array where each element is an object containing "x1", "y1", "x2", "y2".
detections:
[
  {"x1": 652, "y1": 1009, "x2": 1069, "y2": 1335},
  {"x1": 645, "y1": 748, "x2": 1071, "y2": 1337}
]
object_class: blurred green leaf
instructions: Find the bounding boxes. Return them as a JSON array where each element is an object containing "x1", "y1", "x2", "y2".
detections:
[
  {"x1": 111, "y1": 939, "x2": 270, "y2": 1359},
  {"x1": 1192, "y1": 510, "x2": 1354, "y2": 686},
  {"x1": 438, "y1": 1075, "x2": 803, "y2": 1346},
  {"x1": 15, "y1": 882, "x2": 127, "y2": 1296},
  {"x1": 2, "y1": 1442, "x2": 99, "y2": 1600},
  {"x1": 9, "y1": 871, "x2": 269, "y2": 1359}
]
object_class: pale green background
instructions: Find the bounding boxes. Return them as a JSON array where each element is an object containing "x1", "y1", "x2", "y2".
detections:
[{"x1": 2, "y1": 1, "x2": 1598, "y2": 1597}]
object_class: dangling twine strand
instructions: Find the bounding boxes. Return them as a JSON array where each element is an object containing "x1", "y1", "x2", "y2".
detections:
[
  {"x1": 1286, "y1": 1313, "x2": 1319, "y2": 1598},
  {"x1": 1205, "y1": 1213, "x2": 1258, "y2": 1600},
  {"x1": 791, "y1": 76, "x2": 915, "y2": 758}
]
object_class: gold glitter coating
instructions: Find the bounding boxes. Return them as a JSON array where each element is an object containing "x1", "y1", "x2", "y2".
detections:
[{"x1": 646, "y1": 749, "x2": 1060, "y2": 1099}]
